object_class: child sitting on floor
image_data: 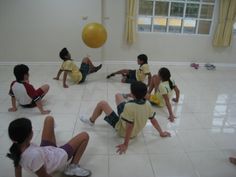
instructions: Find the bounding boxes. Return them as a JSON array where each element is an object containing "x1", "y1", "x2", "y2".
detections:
[
  {"x1": 54, "y1": 48, "x2": 102, "y2": 88},
  {"x1": 9, "y1": 64, "x2": 50, "y2": 114},
  {"x1": 80, "y1": 81, "x2": 170, "y2": 154}
]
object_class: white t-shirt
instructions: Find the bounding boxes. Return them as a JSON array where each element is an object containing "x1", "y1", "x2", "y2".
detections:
[{"x1": 20, "y1": 143, "x2": 68, "y2": 174}]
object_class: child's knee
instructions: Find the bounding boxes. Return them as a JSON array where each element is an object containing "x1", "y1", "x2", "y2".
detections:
[
  {"x1": 45, "y1": 116, "x2": 54, "y2": 124},
  {"x1": 79, "y1": 131, "x2": 89, "y2": 141},
  {"x1": 98, "y1": 100, "x2": 109, "y2": 108},
  {"x1": 82, "y1": 57, "x2": 89, "y2": 64},
  {"x1": 42, "y1": 84, "x2": 50, "y2": 92},
  {"x1": 152, "y1": 74, "x2": 158, "y2": 80},
  {"x1": 115, "y1": 93, "x2": 122, "y2": 100},
  {"x1": 152, "y1": 75, "x2": 160, "y2": 83},
  {"x1": 45, "y1": 84, "x2": 50, "y2": 89}
]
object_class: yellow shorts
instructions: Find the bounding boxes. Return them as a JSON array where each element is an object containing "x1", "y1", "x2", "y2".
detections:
[{"x1": 149, "y1": 94, "x2": 160, "y2": 105}]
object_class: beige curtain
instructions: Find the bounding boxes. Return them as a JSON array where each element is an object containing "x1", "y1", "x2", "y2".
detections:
[
  {"x1": 213, "y1": 0, "x2": 236, "y2": 47},
  {"x1": 125, "y1": 0, "x2": 137, "y2": 45}
]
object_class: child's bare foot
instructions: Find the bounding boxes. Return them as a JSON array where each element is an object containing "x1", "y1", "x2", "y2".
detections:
[
  {"x1": 229, "y1": 157, "x2": 236, "y2": 165},
  {"x1": 53, "y1": 77, "x2": 59, "y2": 80},
  {"x1": 8, "y1": 107, "x2": 17, "y2": 112}
]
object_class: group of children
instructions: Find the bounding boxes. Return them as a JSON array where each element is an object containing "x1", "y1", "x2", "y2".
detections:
[{"x1": 6, "y1": 48, "x2": 183, "y2": 177}]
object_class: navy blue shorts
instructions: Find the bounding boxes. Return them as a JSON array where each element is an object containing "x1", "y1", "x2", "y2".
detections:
[
  {"x1": 104, "y1": 102, "x2": 126, "y2": 128},
  {"x1": 124, "y1": 70, "x2": 137, "y2": 83},
  {"x1": 79, "y1": 63, "x2": 90, "y2": 83}
]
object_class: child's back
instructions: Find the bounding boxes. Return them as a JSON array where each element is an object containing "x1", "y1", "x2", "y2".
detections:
[
  {"x1": 150, "y1": 79, "x2": 176, "y2": 107},
  {"x1": 115, "y1": 99, "x2": 154, "y2": 138},
  {"x1": 60, "y1": 59, "x2": 82, "y2": 83}
]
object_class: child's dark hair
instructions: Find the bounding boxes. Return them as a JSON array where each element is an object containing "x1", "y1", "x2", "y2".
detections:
[
  {"x1": 137, "y1": 54, "x2": 148, "y2": 64},
  {"x1": 59, "y1": 48, "x2": 70, "y2": 60},
  {"x1": 158, "y1": 67, "x2": 174, "y2": 90},
  {"x1": 130, "y1": 81, "x2": 147, "y2": 99},
  {"x1": 13, "y1": 64, "x2": 29, "y2": 82},
  {"x1": 7, "y1": 118, "x2": 32, "y2": 167}
]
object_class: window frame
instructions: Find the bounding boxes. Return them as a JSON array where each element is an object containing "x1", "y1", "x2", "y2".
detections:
[{"x1": 137, "y1": 0, "x2": 216, "y2": 35}]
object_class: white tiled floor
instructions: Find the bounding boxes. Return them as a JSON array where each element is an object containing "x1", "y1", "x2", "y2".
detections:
[{"x1": 0, "y1": 63, "x2": 236, "y2": 177}]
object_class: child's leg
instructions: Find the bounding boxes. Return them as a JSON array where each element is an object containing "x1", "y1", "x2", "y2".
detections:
[
  {"x1": 66, "y1": 132, "x2": 89, "y2": 164},
  {"x1": 115, "y1": 93, "x2": 126, "y2": 106},
  {"x1": 107, "y1": 69, "x2": 130, "y2": 79},
  {"x1": 82, "y1": 57, "x2": 102, "y2": 73},
  {"x1": 113, "y1": 69, "x2": 129, "y2": 76},
  {"x1": 90, "y1": 100, "x2": 113, "y2": 123},
  {"x1": 39, "y1": 84, "x2": 50, "y2": 96},
  {"x1": 40, "y1": 116, "x2": 56, "y2": 146},
  {"x1": 148, "y1": 74, "x2": 161, "y2": 94},
  {"x1": 82, "y1": 57, "x2": 95, "y2": 67}
]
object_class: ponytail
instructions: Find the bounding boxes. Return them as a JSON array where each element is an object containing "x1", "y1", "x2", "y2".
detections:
[
  {"x1": 168, "y1": 79, "x2": 174, "y2": 90},
  {"x1": 158, "y1": 67, "x2": 175, "y2": 90},
  {"x1": 7, "y1": 118, "x2": 32, "y2": 167},
  {"x1": 7, "y1": 143, "x2": 22, "y2": 167}
]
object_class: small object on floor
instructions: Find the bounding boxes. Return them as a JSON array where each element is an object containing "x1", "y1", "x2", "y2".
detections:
[
  {"x1": 229, "y1": 157, "x2": 236, "y2": 165},
  {"x1": 205, "y1": 63, "x2": 216, "y2": 70},
  {"x1": 190, "y1": 63, "x2": 199, "y2": 69},
  {"x1": 106, "y1": 73, "x2": 115, "y2": 79}
]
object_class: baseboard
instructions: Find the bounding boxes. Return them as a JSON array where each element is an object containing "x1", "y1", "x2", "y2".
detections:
[
  {"x1": 1, "y1": 60, "x2": 236, "y2": 68},
  {"x1": 104, "y1": 60, "x2": 236, "y2": 68}
]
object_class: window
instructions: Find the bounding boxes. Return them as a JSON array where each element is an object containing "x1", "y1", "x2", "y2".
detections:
[{"x1": 138, "y1": 0, "x2": 215, "y2": 35}]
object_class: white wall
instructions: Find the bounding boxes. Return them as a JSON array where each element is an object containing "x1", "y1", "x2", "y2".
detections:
[
  {"x1": 0, "y1": 0, "x2": 102, "y2": 62},
  {"x1": 0, "y1": 0, "x2": 236, "y2": 64}
]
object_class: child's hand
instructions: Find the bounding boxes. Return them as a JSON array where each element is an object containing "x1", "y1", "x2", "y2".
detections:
[
  {"x1": 41, "y1": 110, "x2": 51, "y2": 115},
  {"x1": 116, "y1": 143, "x2": 128, "y2": 155},
  {"x1": 172, "y1": 98, "x2": 179, "y2": 103},
  {"x1": 53, "y1": 77, "x2": 59, "y2": 80},
  {"x1": 8, "y1": 107, "x2": 17, "y2": 112},
  {"x1": 168, "y1": 115, "x2": 176, "y2": 122},
  {"x1": 160, "y1": 131, "x2": 171, "y2": 137}
]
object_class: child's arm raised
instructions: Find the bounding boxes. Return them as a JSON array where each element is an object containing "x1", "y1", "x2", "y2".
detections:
[
  {"x1": 150, "y1": 117, "x2": 171, "y2": 137},
  {"x1": 8, "y1": 96, "x2": 17, "y2": 112},
  {"x1": 53, "y1": 69, "x2": 63, "y2": 80},
  {"x1": 116, "y1": 121, "x2": 134, "y2": 155},
  {"x1": 15, "y1": 166, "x2": 22, "y2": 177}
]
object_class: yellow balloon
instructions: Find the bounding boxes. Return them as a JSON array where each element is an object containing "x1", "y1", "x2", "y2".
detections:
[{"x1": 82, "y1": 23, "x2": 107, "y2": 48}]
